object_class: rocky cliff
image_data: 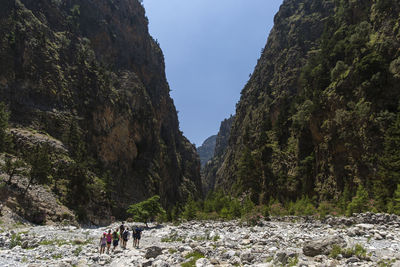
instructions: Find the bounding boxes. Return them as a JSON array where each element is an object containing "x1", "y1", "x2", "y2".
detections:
[
  {"x1": 197, "y1": 135, "x2": 216, "y2": 168},
  {"x1": 212, "y1": 0, "x2": 400, "y2": 207},
  {"x1": 0, "y1": 0, "x2": 201, "y2": 221},
  {"x1": 202, "y1": 115, "x2": 234, "y2": 194}
]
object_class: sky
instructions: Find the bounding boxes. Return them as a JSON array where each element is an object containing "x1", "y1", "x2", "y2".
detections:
[{"x1": 143, "y1": 0, "x2": 283, "y2": 146}]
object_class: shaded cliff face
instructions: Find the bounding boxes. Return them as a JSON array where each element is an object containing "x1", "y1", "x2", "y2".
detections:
[
  {"x1": 214, "y1": 0, "x2": 400, "y2": 204},
  {"x1": 197, "y1": 135, "x2": 217, "y2": 167},
  {"x1": 202, "y1": 116, "x2": 234, "y2": 194},
  {"x1": 0, "y1": 0, "x2": 201, "y2": 217}
]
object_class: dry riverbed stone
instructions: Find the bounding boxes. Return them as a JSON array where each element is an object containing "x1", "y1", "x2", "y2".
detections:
[{"x1": 303, "y1": 235, "x2": 346, "y2": 257}]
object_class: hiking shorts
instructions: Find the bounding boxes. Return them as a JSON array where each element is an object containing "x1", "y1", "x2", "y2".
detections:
[{"x1": 113, "y1": 240, "x2": 119, "y2": 247}]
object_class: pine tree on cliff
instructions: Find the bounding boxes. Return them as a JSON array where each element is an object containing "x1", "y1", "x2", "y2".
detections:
[
  {"x1": 24, "y1": 145, "x2": 52, "y2": 196},
  {"x1": 237, "y1": 147, "x2": 262, "y2": 204},
  {"x1": 387, "y1": 184, "x2": 400, "y2": 215},
  {"x1": 376, "y1": 112, "x2": 400, "y2": 209},
  {"x1": 0, "y1": 102, "x2": 12, "y2": 153},
  {"x1": 67, "y1": 119, "x2": 87, "y2": 164}
]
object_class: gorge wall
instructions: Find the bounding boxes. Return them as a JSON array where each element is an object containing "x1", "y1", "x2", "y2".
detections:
[
  {"x1": 205, "y1": 0, "x2": 400, "y2": 208},
  {"x1": 0, "y1": 0, "x2": 201, "y2": 221},
  {"x1": 202, "y1": 115, "x2": 234, "y2": 195},
  {"x1": 197, "y1": 135, "x2": 217, "y2": 168}
]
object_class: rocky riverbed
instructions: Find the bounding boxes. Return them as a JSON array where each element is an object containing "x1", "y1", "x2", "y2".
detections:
[{"x1": 1, "y1": 213, "x2": 400, "y2": 266}]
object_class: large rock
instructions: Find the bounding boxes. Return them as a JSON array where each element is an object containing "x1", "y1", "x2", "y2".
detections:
[
  {"x1": 195, "y1": 258, "x2": 211, "y2": 267},
  {"x1": 145, "y1": 246, "x2": 163, "y2": 259},
  {"x1": 303, "y1": 236, "x2": 346, "y2": 257},
  {"x1": 152, "y1": 260, "x2": 170, "y2": 267}
]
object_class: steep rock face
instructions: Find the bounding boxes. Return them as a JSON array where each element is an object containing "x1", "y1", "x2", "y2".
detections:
[
  {"x1": 197, "y1": 135, "x2": 217, "y2": 167},
  {"x1": 0, "y1": 0, "x2": 201, "y2": 218},
  {"x1": 202, "y1": 116, "x2": 234, "y2": 194},
  {"x1": 214, "y1": 0, "x2": 400, "y2": 204}
]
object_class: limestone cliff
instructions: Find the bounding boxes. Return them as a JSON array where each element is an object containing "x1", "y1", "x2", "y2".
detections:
[
  {"x1": 197, "y1": 135, "x2": 217, "y2": 168},
  {"x1": 213, "y1": 0, "x2": 400, "y2": 206},
  {"x1": 0, "y1": 0, "x2": 201, "y2": 220},
  {"x1": 202, "y1": 115, "x2": 234, "y2": 194}
]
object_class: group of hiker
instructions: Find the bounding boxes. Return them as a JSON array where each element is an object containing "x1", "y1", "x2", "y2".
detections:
[{"x1": 99, "y1": 222, "x2": 143, "y2": 254}]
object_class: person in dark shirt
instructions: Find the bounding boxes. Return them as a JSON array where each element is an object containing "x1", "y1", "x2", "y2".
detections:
[{"x1": 132, "y1": 226, "x2": 143, "y2": 248}]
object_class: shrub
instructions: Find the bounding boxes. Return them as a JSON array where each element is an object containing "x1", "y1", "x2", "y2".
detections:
[
  {"x1": 190, "y1": 191, "x2": 245, "y2": 221},
  {"x1": 9, "y1": 233, "x2": 22, "y2": 248},
  {"x1": 330, "y1": 244, "x2": 367, "y2": 259},
  {"x1": 181, "y1": 251, "x2": 205, "y2": 267},
  {"x1": 330, "y1": 244, "x2": 342, "y2": 258},
  {"x1": 73, "y1": 246, "x2": 82, "y2": 256},
  {"x1": 318, "y1": 201, "x2": 340, "y2": 218},
  {"x1": 182, "y1": 197, "x2": 198, "y2": 220},
  {"x1": 289, "y1": 196, "x2": 316, "y2": 216},
  {"x1": 346, "y1": 184, "x2": 369, "y2": 216},
  {"x1": 228, "y1": 198, "x2": 242, "y2": 218},
  {"x1": 246, "y1": 212, "x2": 264, "y2": 226},
  {"x1": 269, "y1": 201, "x2": 288, "y2": 216},
  {"x1": 387, "y1": 184, "x2": 400, "y2": 215}
]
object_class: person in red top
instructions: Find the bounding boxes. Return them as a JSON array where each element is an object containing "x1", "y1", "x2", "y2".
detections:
[{"x1": 106, "y1": 230, "x2": 112, "y2": 254}]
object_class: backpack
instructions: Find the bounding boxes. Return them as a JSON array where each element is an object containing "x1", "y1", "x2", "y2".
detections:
[
  {"x1": 135, "y1": 228, "x2": 141, "y2": 236},
  {"x1": 123, "y1": 230, "x2": 129, "y2": 239}
]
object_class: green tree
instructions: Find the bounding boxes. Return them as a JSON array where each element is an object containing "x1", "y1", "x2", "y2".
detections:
[
  {"x1": 182, "y1": 197, "x2": 198, "y2": 220},
  {"x1": 0, "y1": 102, "x2": 12, "y2": 153},
  {"x1": 377, "y1": 113, "x2": 400, "y2": 205},
  {"x1": 1, "y1": 154, "x2": 24, "y2": 184},
  {"x1": 387, "y1": 184, "x2": 400, "y2": 215},
  {"x1": 67, "y1": 120, "x2": 86, "y2": 163},
  {"x1": 237, "y1": 147, "x2": 262, "y2": 204},
  {"x1": 24, "y1": 145, "x2": 52, "y2": 196},
  {"x1": 67, "y1": 5, "x2": 80, "y2": 34},
  {"x1": 338, "y1": 184, "x2": 352, "y2": 214},
  {"x1": 346, "y1": 184, "x2": 369, "y2": 216},
  {"x1": 127, "y1": 195, "x2": 166, "y2": 227},
  {"x1": 228, "y1": 198, "x2": 242, "y2": 218},
  {"x1": 66, "y1": 162, "x2": 89, "y2": 221}
]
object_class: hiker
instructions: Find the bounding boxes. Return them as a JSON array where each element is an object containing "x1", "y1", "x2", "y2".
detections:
[
  {"x1": 133, "y1": 226, "x2": 143, "y2": 248},
  {"x1": 112, "y1": 228, "x2": 120, "y2": 252},
  {"x1": 122, "y1": 228, "x2": 129, "y2": 249},
  {"x1": 106, "y1": 230, "x2": 112, "y2": 254},
  {"x1": 99, "y1": 233, "x2": 107, "y2": 254},
  {"x1": 119, "y1": 222, "x2": 125, "y2": 237}
]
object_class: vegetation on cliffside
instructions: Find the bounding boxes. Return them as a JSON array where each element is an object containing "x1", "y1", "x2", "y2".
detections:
[
  {"x1": 205, "y1": 0, "x2": 400, "y2": 214},
  {"x1": 0, "y1": 0, "x2": 201, "y2": 223}
]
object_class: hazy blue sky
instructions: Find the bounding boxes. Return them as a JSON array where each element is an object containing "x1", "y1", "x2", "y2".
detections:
[{"x1": 143, "y1": 0, "x2": 283, "y2": 146}]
